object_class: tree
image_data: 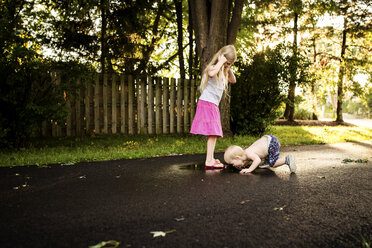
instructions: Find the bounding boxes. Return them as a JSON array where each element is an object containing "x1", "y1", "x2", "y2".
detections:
[
  {"x1": 279, "y1": 0, "x2": 304, "y2": 121},
  {"x1": 189, "y1": 0, "x2": 244, "y2": 135},
  {"x1": 40, "y1": 0, "x2": 180, "y2": 75},
  {"x1": 301, "y1": 0, "x2": 329, "y2": 120},
  {"x1": 328, "y1": 0, "x2": 372, "y2": 122},
  {"x1": 174, "y1": 0, "x2": 186, "y2": 79},
  {"x1": 0, "y1": 0, "x2": 89, "y2": 147}
]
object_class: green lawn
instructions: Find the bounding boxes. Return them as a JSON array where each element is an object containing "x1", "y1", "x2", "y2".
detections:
[{"x1": 1, "y1": 125, "x2": 372, "y2": 167}]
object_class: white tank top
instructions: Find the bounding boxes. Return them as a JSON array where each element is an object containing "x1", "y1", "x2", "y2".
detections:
[{"x1": 199, "y1": 76, "x2": 224, "y2": 106}]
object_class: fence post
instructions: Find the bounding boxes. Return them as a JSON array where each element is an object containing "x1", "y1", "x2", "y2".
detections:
[
  {"x1": 112, "y1": 74, "x2": 117, "y2": 134},
  {"x1": 128, "y1": 75, "x2": 134, "y2": 134},
  {"x1": 120, "y1": 75, "x2": 126, "y2": 134},
  {"x1": 76, "y1": 79, "x2": 81, "y2": 136},
  {"x1": 177, "y1": 78, "x2": 183, "y2": 133},
  {"x1": 94, "y1": 73, "x2": 100, "y2": 134},
  {"x1": 184, "y1": 79, "x2": 189, "y2": 132},
  {"x1": 139, "y1": 76, "x2": 147, "y2": 134},
  {"x1": 163, "y1": 78, "x2": 169, "y2": 134},
  {"x1": 85, "y1": 83, "x2": 91, "y2": 134},
  {"x1": 170, "y1": 78, "x2": 176, "y2": 134},
  {"x1": 147, "y1": 75, "x2": 154, "y2": 134},
  {"x1": 55, "y1": 72, "x2": 62, "y2": 136},
  {"x1": 155, "y1": 77, "x2": 162, "y2": 134},
  {"x1": 103, "y1": 74, "x2": 108, "y2": 134},
  {"x1": 190, "y1": 79, "x2": 196, "y2": 124}
]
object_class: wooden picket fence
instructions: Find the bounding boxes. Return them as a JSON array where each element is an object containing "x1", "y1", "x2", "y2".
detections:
[{"x1": 41, "y1": 73, "x2": 199, "y2": 137}]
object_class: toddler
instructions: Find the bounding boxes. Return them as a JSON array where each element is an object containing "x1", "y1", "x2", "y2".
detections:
[{"x1": 224, "y1": 134, "x2": 296, "y2": 174}]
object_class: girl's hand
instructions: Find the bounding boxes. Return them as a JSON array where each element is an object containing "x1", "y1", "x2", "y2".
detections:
[{"x1": 218, "y1": 55, "x2": 227, "y2": 64}]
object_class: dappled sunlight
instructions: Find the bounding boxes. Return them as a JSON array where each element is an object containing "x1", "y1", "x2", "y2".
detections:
[
  {"x1": 271, "y1": 125, "x2": 372, "y2": 146},
  {"x1": 302, "y1": 126, "x2": 372, "y2": 143},
  {"x1": 280, "y1": 140, "x2": 372, "y2": 176}
]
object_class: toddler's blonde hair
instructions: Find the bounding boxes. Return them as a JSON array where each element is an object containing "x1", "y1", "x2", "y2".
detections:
[
  {"x1": 199, "y1": 45, "x2": 237, "y2": 93},
  {"x1": 224, "y1": 145, "x2": 245, "y2": 164}
]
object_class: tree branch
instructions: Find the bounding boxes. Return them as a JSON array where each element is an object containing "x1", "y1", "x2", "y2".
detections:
[
  {"x1": 149, "y1": 43, "x2": 190, "y2": 75},
  {"x1": 227, "y1": 0, "x2": 244, "y2": 45}
]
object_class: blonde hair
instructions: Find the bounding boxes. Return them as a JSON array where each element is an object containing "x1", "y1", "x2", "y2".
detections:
[
  {"x1": 224, "y1": 145, "x2": 245, "y2": 164},
  {"x1": 199, "y1": 45, "x2": 237, "y2": 93}
]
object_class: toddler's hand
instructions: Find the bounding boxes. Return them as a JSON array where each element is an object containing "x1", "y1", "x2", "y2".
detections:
[
  {"x1": 218, "y1": 55, "x2": 227, "y2": 64},
  {"x1": 240, "y1": 169, "x2": 253, "y2": 174}
]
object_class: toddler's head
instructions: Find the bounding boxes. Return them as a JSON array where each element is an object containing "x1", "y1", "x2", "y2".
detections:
[{"x1": 224, "y1": 145, "x2": 245, "y2": 169}]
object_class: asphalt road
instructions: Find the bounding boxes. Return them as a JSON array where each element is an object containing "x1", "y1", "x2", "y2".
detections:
[{"x1": 0, "y1": 141, "x2": 371, "y2": 248}]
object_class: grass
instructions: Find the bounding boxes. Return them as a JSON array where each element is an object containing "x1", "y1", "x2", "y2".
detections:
[{"x1": 1, "y1": 125, "x2": 372, "y2": 167}]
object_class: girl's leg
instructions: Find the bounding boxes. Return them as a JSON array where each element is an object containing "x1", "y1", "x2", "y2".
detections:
[{"x1": 206, "y1": 135, "x2": 217, "y2": 165}]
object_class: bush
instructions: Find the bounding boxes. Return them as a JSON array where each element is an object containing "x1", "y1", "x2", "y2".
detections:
[
  {"x1": 294, "y1": 108, "x2": 312, "y2": 120},
  {"x1": 0, "y1": 46, "x2": 90, "y2": 148},
  {"x1": 231, "y1": 48, "x2": 286, "y2": 136}
]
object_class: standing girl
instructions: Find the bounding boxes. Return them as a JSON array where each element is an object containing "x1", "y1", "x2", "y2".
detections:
[{"x1": 190, "y1": 45, "x2": 237, "y2": 169}]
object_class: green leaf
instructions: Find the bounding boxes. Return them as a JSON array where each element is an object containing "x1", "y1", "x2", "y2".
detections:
[{"x1": 342, "y1": 158, "x2": 354, "y2": 163}]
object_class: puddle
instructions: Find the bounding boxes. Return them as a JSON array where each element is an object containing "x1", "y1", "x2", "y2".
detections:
[
  {"x1": 164, "y1": 162, "x2": 293, "y2": 181},
  {"x1": 176, "y1": 162, "x2": 205, "y2": 171},
  {"x1": 174, "y1": 162, "x2": 238, "y2": 173}
]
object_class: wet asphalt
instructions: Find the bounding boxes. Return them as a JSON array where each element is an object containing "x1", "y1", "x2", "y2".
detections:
[{"x1": 0, "y1": 141, "x2": 371, "y2": 248}]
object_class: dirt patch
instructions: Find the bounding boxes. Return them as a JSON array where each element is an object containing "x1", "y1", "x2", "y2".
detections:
[{"x1": 275, "y1": 119, "x2": 356, "y2": 126}]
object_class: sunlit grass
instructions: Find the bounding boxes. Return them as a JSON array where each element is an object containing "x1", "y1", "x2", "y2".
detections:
[{"x1": 0, "y1": 125, "x2": 371, "y2": 167}]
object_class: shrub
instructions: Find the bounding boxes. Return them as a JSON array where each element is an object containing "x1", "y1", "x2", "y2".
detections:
[
  {"x1": 0, "y1": 46, "x2": 90, "y2": 148},
  {"x1": 294, "y1": 108, "x2": 312, "y2": 120},
  {"x1": 231, "y1": 48, "x2": 286, "y2": 136}
]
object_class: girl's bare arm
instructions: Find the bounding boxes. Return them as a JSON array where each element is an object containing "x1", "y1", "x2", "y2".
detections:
[
  {"x1": 227, "y1": 67, "x2": 236, "y2": 83},
  {"x1": 208, "y1": 55, "x2": 227, "y2": 78}
]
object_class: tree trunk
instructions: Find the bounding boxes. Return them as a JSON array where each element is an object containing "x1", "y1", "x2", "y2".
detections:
[
  {"x1": 175, "y1": 0, "x2": 185, "y2": 79},
  {"x1": 188, "y1": 0, "x2": 194, "y2": 80},
  {"x1": 100, "y1": 0, "x2": 107, "y2": 73},
  {"x1": 189, "y1": 0, "x2": 244, "y2": 135},
  {"x1": 285, "y1": 12, "x2": 298, "y2": 122},
  {"x1": 312, "y1": 37, "x2": 318, "y2": 120},
  {"x1": 336, "y1": 18, "x2": 347, "y2": 122}
]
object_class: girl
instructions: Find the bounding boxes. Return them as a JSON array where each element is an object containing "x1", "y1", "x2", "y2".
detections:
[{"x1": 190, "y1": 45, "x2": 237, "y2": 169}]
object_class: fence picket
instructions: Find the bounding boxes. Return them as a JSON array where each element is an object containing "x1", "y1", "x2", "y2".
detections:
[
  {"x1": 176, "y1": 78, "x2": 182, "y2": 133},
  {"x1": 112, "y1": 74, "x2": 117, "y2": 134},
  {"x1": 76, "y1": 84, "x2": 81, "y2": 136},
  {"x1": 128, "y1": 75, "x2": 134, "y2": 134},
  {"x1": 147, "y1": 76, "x2": 154, "y2": 134},
  {"x1": 139, "y1": 77, "x2": 146, "y2": 134},
  {"x1": 190, "y1": 79, "x2": 195, "y2": 124},
  {"x1": 155, "y1": 77, "x2": 162, "y2": 134},
  {"x1": 169, "y1": 78, "x2": 176, "y2": 134},
  {"x1": 120, "y1": 75, "x2": 126, "y2": 134},
  {"x1": 85, "y1": 84, "x2": 91, "y2": 134},
  {"x1": 184, "y1": 79, "x2": 189, "y2": 132},
  {"x1": 103, "y1": 74, "x2": 108, "y2": 134},
  {"x1": 94, "y1": 74, "x2": 100, "y2": 134},
  {"x1": 163, "y1": 78, "x2": 169, "y2": 134}
]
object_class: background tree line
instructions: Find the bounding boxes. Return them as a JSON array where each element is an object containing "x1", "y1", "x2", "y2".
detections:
[{"x1": 1, "y1": 0, "x2": 371, "y2": 147}]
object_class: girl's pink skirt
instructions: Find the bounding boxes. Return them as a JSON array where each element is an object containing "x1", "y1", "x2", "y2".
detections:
[{"x1": 190, "y1": 100, "x2": 223, "y2": 137}]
